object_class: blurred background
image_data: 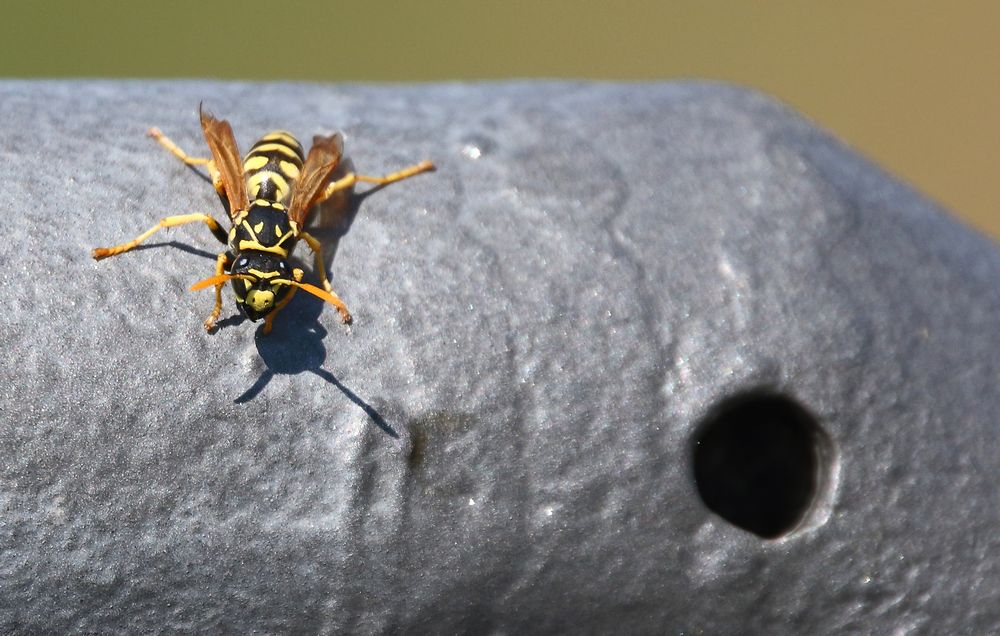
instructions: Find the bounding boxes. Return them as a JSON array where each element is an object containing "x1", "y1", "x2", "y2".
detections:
[{"x1": 3, "y1": 1, "x2": 998, "y2": 240}]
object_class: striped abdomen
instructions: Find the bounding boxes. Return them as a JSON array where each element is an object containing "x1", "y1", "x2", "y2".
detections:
[{"x1": 242, "y1": 131, "x2": 305, "y2": 205}]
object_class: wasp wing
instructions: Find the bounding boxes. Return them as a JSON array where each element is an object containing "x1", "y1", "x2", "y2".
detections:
[
  {"x1": 287, "y1": 133, "x2": 344, "y2": 228},
  {"x1": 199, "y1": 106, "x2": 249, "y2": 219}
]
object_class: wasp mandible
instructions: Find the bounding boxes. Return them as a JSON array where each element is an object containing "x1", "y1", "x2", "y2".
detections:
[{"x1": 93, "y1": 106, "x2": 434, "y2": 335}]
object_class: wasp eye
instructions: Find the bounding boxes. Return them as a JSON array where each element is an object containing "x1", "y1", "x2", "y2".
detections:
[{"x1": 236, "y1": 257, "x2": 248, "y2": 268}]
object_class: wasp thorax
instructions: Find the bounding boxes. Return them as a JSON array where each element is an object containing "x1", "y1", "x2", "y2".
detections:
[
  {"x1": 231, "y1": 202, "x2": 295, "y2": 255},
  {"x1": 230, "y1": 252, "x2": 293, "y2": 321}
]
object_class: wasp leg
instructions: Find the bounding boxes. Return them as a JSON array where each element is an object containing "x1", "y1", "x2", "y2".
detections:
[
  {"x1": 92, "y1": 213, "x2": 228, "y2": 260},
  {"x1": 261, "y1": 269, "x2": 303, "y2": 336},
  {"x1": 148, "y1": 127, "x2": 225, "y2": 198},
  {"x1": 297, "y1": 231, "x2": 352, "y2": 324},
  {"x1": 315, "y1": 160, "x2": 436, "y2": 206},
  {"x1": 203, "y1": 252, "x2": 232, "y2": 332}
]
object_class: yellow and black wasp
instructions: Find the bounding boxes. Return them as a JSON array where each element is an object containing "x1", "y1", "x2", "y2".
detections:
[{"x1": 93, "y1": 107, "x2": 434, "y2": 334}]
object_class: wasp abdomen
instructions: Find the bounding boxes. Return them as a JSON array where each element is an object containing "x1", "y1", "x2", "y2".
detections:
[{"x1": 242, "y1": 131, "x2": 305, "y2": 205}]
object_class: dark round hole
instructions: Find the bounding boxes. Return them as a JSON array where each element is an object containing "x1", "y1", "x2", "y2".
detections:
[{"x1": 692, "y1": 392, "x2": 830, "y2": 539}]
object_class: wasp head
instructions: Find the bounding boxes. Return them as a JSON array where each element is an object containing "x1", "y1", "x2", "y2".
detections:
[
  {"x1": 189, "y1": 253, "x2": 349, "y2": 327},
  {"x1": 229, "y1": 252, "x2": 294, "y2": 321}
]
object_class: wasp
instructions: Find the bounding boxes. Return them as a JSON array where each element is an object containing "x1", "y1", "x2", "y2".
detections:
[{"x1": 92, "y1": 107, "x2": 434, "y2": 334}]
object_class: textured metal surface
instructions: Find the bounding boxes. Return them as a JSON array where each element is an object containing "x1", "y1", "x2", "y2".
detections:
[{"x1": 1, "y1": 80, "x2": 998, "y2": 633}]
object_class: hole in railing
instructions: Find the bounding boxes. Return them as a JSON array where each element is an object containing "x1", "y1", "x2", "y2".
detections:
[{"x1": 692, "y1": 392, "x2": 832, "y2": 539}]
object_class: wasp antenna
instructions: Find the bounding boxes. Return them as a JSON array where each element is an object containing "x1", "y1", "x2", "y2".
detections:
[
  {"x1": 285, "y1": 281, "x2": 337, "y2": 304},
  {"x1": 284, "y1": 280, "x2": 352, "y2": 323},
  {"x1": 190, "y1": 273, "x2": 251, "y2": 292}
]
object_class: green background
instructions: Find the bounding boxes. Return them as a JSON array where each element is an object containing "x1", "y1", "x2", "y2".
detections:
[{"x1": 4, "y1": 1, "x2": 999, "y2": 240}]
